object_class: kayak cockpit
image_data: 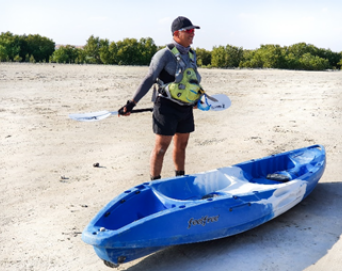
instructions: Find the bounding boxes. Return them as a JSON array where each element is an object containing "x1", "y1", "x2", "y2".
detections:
[{"x1": 150, "y1": 169, "x2": 233, "y2": 200}]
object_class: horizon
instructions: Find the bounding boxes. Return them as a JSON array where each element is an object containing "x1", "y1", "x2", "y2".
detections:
[{"x1": 1, "y1": 0, "x2": 342, "y2": 52}]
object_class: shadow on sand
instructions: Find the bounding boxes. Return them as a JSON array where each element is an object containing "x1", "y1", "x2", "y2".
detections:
[{"x1": 123, "y1": 182, "x2": 342, "y2": 271}]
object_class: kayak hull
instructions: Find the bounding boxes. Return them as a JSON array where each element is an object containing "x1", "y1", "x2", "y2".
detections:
[{"x1": 82, "y1": 145, "x2": 326, "y2": 266}]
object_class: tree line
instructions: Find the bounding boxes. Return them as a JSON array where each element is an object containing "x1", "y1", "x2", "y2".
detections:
[
  {"x1": 207, "y1": 43, "x2": 342, "y2": 70},
  {"x1": 0, "y1": 32, "x2": 54, "y2": 63},
  {"x1": 1, "y1": 31, "x2": 341, "y2": 70},
  {"x1": 80, "y1": 35, "x2": 158, "y2": 65}
]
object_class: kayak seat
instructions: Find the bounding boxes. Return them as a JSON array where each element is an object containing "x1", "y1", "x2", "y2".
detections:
[
  {"x1": 266, "y1": 173, "x2": 291, "y2": 182},
  {"x1": 150, "y1": 170, "x2": 233, "y2": 200}
]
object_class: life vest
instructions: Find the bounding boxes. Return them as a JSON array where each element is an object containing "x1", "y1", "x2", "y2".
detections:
[{"x1": 157, "y1": 44, "x2": 205, "y2": 106}]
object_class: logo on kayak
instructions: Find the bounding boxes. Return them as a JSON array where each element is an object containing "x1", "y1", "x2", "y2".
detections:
[{"x1": 187, "y1": 215, "x2": 219, "y2": 229}]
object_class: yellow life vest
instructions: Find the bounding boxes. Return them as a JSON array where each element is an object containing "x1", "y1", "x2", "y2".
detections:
[{"x1": 159, "y1": 46, "x2": 205, "y2": 105}]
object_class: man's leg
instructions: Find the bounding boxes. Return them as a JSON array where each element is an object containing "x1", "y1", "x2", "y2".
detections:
[
  {"x1": 173, "y1": 133, "x2": 190, "y2": 174},
  {"x1": 150, "y1": 134, "x2": 173, "y2": 179}
]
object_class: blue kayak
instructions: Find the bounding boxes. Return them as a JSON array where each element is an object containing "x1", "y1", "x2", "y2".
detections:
[{"x1": 82, "y1": 144, "x2": 326, "y2": 267}]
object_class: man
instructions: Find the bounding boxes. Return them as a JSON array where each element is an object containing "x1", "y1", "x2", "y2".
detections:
[{"x1": 119, "y1": 16, "x2": 202, "y2": 180}]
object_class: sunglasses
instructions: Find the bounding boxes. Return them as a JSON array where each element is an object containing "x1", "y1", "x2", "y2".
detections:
[{"x1": 179, "y1": 28, "x2": 195, "y2": 34}]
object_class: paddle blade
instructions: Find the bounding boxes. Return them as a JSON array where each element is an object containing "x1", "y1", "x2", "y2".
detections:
[
  {"x1": 69, "y1": 111, "x2": 117, "y2": 122},
  {"x1": 209, "y1": 94, "x2": 231, "y2": 111}
]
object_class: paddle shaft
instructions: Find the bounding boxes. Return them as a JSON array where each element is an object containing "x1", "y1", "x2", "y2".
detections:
[{"x1": 124, "y1": 108, "x2": 153, "y2": 114}]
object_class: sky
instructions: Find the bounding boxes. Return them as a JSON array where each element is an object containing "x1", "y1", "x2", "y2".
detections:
[{"x1": 1, "y1": 0, "x2": 342, "y2": 52}]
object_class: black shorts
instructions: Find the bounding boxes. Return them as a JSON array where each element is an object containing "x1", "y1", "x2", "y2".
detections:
[{"x1": 153, "y1": 96, "x2": 195, "y2": 136}]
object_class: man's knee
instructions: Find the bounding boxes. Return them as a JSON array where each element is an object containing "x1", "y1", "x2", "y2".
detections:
[
  {"x1": 155, "y1": 146, "x2": 167, "y2": 156},
  {"x1": 174, "y1": 139, "x2": 189, "y2": 151},
  {"x1": 177, "y1": 141, "x2": 188, "y2": 150},
  {"x1": 152, "y1": 135, "x2": 172, "y2": 158}
]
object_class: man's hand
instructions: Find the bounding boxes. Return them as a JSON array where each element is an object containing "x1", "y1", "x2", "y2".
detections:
[{"x1": 118, "y1": 100, "x2": 136, "y2": 116}]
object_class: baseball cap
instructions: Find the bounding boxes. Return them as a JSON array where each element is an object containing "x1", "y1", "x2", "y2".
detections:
[{"x1": 171, "y1": 16, "x2": 200, "y2": 33}]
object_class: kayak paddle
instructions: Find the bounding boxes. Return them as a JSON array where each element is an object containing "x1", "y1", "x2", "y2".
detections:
[{"x1": 69, "y1": 94, "x2": 231, "y2": 122}]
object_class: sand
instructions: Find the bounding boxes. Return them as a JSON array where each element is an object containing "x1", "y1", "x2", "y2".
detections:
[{"x1": 1, "y1": 63, "x2": 341, "y2": 271}]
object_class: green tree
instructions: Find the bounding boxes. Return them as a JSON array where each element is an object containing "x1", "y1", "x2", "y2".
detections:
[
  {"x1": 287, "y1": 42, "x2": 317, "y2": 58},
  {"x1": 75, "y1": 48, "x2": 86, "y2": 64},
  {"x1": 283, "y1": 52, "x2": 300, "y2": 69},
  {"x1": 0, "y1": 45, "x2": 7, "y2": 61},
  {"x1": 239, "y1": 50, "x2": 263, "y2": 68},
  {"x1": 338, "y1": 60, "x2": 342, "y2": 70},
  {"x1": 116, "y1": 38, "x2": 141, "y2": 65},
  {"x1": 99, "y1": 39, "x2": 111, "y2": 64},
  {"x1": 196, "y1": 48, "x2": 211, "y2": 67},
  {"x1": 16, "y1": 34, "x2": 29, "y2": 61},
  {"x1": 239, "y1": 44, "x2": 285, "y2": 68},
  {"x1": 299, "y1": 53, "x2": 330, "y2": 70},
  {"x1": 211, "y1": 46, "x2": 226, "y2": 67},
  {"x1": 138, "y1": 37, "x2": 157, "y2": 65},
  {"x1": 84, "y1": 35, "x2": 102, "y2": 64},
  {"x1": 51, "y1": 45, "x2": 81, "y2": 63},
  {"x1": 211, "y1": 45, "x2": 243, "y2": 68},
  {"x1": 0, "y1": 32, "x2": 21, "y2": 61},
  {"x1": 282, "y1": 43, "x2": 333, "y2": 70},
  {"x1": 14, "y1": 54, "x2": 22, "y2": 62},
  {"x1": 25, "y1": 34, "x2": 55, "y2": 62},
  {"x1": 338, "y1": 52, "x2": 342, "y2": 70},
  {"x1": 316, "y1": 48, "x2": 341, "y2": 69},
  {"x1": 52, "y1": 46, "x2": 68, "y2": 63},
  {"x1": 108, "y1": 41, "x2": 119, "y2": 64},
  {"x1": 225, "y1": 45, "x2": 244, "y2": 67},
  {"x1": 25, "y1": 53, "x2": 30, "y2": 62},
  {"x1": 29, "y1": 55, "x2": 36, "y2": 63}
]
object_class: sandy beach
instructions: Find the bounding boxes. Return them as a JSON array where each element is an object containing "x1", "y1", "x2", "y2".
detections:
[{"x1": 1, "y1": 63, "x2": 341, "y2": 271}]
